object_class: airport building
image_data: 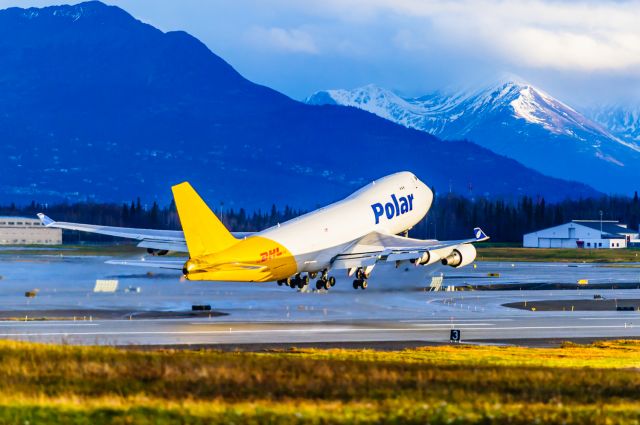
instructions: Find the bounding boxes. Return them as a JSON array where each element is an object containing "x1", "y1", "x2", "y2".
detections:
[
  {"x1": 523, "y1": 220, "x2": 640, "y2": 249},
  {"x1": 0, "y1": 216, "x2": 62, "y2": 245}
]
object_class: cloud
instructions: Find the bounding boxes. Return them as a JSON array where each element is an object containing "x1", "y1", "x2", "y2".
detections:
[
  {"x1": 311, "y1": 0, "x2": 640, "y2": 72},
  {"x1": 246, "y1": 26, "x2": 319, "y2": 54},
  {"x1": 499, "y1": 28, "x2": 640, "y2": 71},
  {"x1": 2, "y1": 0, "x2": 638, "y2": 103}
]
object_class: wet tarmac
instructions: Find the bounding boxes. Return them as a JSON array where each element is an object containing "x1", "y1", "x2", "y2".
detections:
[{"x1": 0, "y1": 253, "x2": 639, "y2": 347}]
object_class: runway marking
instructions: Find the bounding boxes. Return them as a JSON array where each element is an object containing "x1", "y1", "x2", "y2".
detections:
[
  {"x1": 1, "y1": 324, "x2": 639, "y2": 338},
  {"x1": 0, "y1": 323, "x2": 99, "y2": 327},
  {"x1": 411, "y1": 323, "x2": 495, "y2": 327},
  {"x1": 0, "y1": 329, "x2": 419, "y2": 337},
  {"x1": 187, "y1": 322, "x2": 495, "y2": 327},
  {"x1": 400, "y1": 319, "x2": 513, "y2": 323},
  {"x1": 467, "y1": 325, "x2": 637, "y2": 331},
  {"x1": 580, "y1": 317, "x2": 638, "y2": 320}
]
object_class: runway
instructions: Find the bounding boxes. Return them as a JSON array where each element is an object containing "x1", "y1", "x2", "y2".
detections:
[
  {"x1": 1, "y1": 252, "x2": 640, "y2": 347},
  {"x1": 3, "y1": 311, "x2": 640, "y2": 347}
]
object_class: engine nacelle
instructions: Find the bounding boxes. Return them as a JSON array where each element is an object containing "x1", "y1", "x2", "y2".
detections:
[
  {"x1": 440, "y1": 244, "x2": 476, "y2": 268},
  {"x1": 413, "y1": 251, "x2": 441, "y2": 266}
]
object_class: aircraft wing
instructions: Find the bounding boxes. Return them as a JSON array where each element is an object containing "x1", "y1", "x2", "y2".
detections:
[
  {"x1": 331, "y1": 227, "x2": 489, "y2": 270},
  {"x1": 37, "y1": 213, "x2": 252, "y2": 253}
]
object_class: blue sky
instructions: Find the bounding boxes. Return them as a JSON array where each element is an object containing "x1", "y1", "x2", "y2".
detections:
[{"x1": 2, "y1": 0, "x2": 639, "y2": 106}]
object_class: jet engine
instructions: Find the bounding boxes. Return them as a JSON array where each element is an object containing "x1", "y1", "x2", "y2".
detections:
[
  {"x1": 413, "y1": 250, "x2": 441, "y2": 266},
  {"x1": 440, "y1": 244, "x2": 476, "y2": 268}
]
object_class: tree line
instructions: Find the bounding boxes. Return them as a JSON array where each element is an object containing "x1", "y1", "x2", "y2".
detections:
[
  {"x1": 414, "y1": 192, "x2": 640, "y2": 242},
  {"x1": 1, "y1": 192, "x2": 639, "y2": 243}
]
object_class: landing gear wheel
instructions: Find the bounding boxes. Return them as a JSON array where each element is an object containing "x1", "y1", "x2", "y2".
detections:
[
  {"x1": 361, "y1": 280, "x2": 368, "y2": 290},
  {"x1": 323, "y1": 280, "x2": 331, "y2": 290},
  {"x1": 315, "y1": 280, "x2": 324, "y2": 290},
  {"x1": 328, "y1": 276, "x2": 336, "y2": 286},
  {"x1": 297, "y1": 279, "x2": 306, "y2": 289},
  {"x1": 277, "y1": 280, "x2": 283, "y2": 286},
  {"x1": 353, "y1": 280, "x2": 360, "y2": 290},
  {"x1": 289, "y1": 279, "x2": 297, "y2": 289}
]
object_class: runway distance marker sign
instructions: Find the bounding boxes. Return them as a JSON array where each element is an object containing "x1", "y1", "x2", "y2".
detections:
[{"x1": 450, "y1": 329, "x2": 461, "y2": 343}]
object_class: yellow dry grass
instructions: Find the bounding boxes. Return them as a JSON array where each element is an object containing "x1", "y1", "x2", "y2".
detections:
[{"x1": 0, "y1": 339, "x2": 639, "y2": 424}]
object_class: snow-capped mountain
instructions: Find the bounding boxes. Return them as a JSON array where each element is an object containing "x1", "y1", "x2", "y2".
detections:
[
  {"x1": 584, "y1": 105, "x2": 640, "y2": 145},
  {"x1": 307, "y1": 81, "x2": 640, "y2": 195}
]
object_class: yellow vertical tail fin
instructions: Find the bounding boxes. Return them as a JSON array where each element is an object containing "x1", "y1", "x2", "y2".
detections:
[{"x1": 171, "y1": 182, "x2": 237, "y2": 257}]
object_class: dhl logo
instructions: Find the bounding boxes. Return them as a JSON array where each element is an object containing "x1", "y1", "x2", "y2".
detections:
[{"x1": 259, "y1": 247, "x2": 283, "y2": 263}]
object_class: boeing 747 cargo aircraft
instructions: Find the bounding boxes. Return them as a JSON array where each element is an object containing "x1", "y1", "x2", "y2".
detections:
[{"x1": 38, "y1": 172, "x2": 488, "y2": 290}]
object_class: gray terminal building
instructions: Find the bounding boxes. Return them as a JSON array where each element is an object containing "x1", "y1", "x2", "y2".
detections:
[{"x1": 0, "y1": 216, "x2": 62, "y2": 245}]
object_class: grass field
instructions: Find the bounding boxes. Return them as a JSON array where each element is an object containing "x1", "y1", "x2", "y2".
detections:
[
  {"x1": 477, "y1": 246, "x2": 640, "y2": 263},
  {"x1": 1, "y1": 340, "x2": 640, "y2": 424}
]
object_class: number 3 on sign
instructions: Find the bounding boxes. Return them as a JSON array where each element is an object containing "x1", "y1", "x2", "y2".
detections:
[{"x1": 450, "y1": 329, "x2": 461, "y2": 343}]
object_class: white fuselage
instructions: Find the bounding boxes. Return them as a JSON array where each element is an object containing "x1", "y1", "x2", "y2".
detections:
[{"x1": 256, "y1": 171, "x2": 433, "y2": 273}]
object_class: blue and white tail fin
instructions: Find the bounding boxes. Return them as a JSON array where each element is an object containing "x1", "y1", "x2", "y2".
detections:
[{"x1": 474, "y1": 227, "x2": 489, "y2": 241}]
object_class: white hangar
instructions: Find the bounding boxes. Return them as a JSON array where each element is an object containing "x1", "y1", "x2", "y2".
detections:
[
  {"x1": 0, "y1": 216, "x2": 62, "y2": 245},
  {"x1": 523, "y1": 220, "x2": 640, "y2": 249}
]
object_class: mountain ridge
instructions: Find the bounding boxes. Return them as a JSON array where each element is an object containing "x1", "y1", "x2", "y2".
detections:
[
  {"x1": 307, "y1": 81, "x2": 640, "y2": 195},
  {"x1": 0, "y1": 1, "x2": 599, "y2": 208},
  {"x1": 585, "y1": 105, "x2": 640, "y2": 146}
]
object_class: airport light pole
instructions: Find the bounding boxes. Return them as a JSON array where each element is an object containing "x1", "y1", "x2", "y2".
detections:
[{"x1": 599, "y1": 210, "x2": 603, "y2": 235}]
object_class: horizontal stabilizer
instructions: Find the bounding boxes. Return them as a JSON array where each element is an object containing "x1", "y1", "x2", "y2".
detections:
[{"x1": 106, "y1": 259, "x2": 185, "y2": 270}]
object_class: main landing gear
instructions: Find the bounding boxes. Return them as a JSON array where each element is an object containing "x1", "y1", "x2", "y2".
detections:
[
  {"x1": 277, "y1": 274, "x2": 309, "y2": 289},
  {"x1": 277, "y1": 272, "x2": 336, "y2": 291},
  {"x1": 352, "y1": 268, "x2": 368, "y2": 290},
  {"x1": 352, "y1": 279, "x2": 368, "y2": 289},
  {"x1": 315, "y1": 272, "x2": 336, "y2": 290}
]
